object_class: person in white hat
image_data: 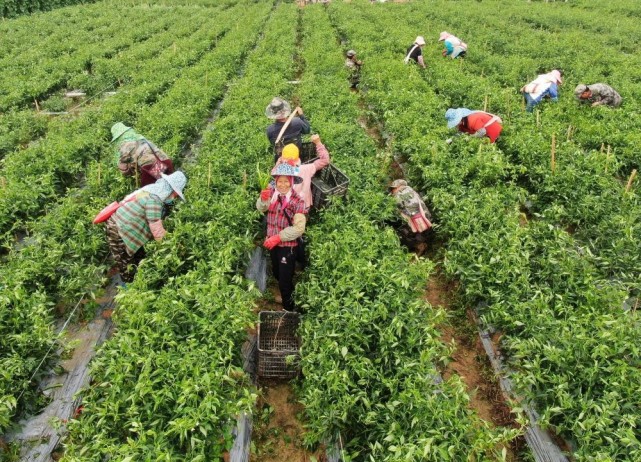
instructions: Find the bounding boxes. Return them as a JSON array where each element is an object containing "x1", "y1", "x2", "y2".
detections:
[
  {"x1": 110, "y1": 122, "x2": 174, "y2": 186},
  {"x1": 404, "y1": 36, "x2": 426, "y2": 68},
  {"x1": 105, "y1": 171, "x2": 187, "y2": 282},
  {"x1": 345, "y1": 50, "x2": 363, "y2": 89},
  {"x1": 257, "y1": 163, "x2": 307, "y2": 311},
  {"x1": 438, "y1": 31, "x2": 467, "y2": 59},
  {"x1": 265, "y1": 97, "x2": 311, "y2": 159},
  {"x1": 574, "y1": 83, "x2": 622, "y2": 108},
  {"x1": 520, "y1": 69, "x2": 563, "y2": 112}
]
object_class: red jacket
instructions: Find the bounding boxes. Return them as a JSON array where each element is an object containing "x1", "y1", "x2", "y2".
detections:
[{"x1": 459, "y1": 112, "x2": 502, "y2": 143}]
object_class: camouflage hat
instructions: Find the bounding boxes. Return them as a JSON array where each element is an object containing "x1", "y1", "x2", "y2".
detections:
[
  {"x1": 574, "y1": 84, "x2": 589, "y2": 97},
  {"x1": 389, "y1": 179, "x2": 407, "y2": 190},
  {"x1": 265, "y1": 97, "x2": 292, "y2": 119},
  {"x1": 346, "y1": 50, "x2": 356, "y2": 57}
]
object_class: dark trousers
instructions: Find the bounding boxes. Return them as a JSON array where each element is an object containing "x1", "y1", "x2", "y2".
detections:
[{"x1": 271, "y1": 246, "x2": 297, "y2": 311}]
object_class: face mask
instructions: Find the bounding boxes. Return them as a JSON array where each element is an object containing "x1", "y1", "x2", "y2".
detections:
[{"x1": 164, "y1": 198, "x2": 175, "y2": 205}]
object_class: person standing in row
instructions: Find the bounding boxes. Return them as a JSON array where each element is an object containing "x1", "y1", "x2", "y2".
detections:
[
  {"x1": 574, "y1": 83, "x2": 622, "y2": 108},
  {"x1": 265, "y1": 97, "x2": 311, "y2": 159},
  {"x1": 439, "y1": 31, "x2": 467, "y2": 59},
  {"x1": 276, "y1": 134, "x2": 330, "y2": 211},
  {"x1": 445, "y1": 108, "x2": 503, "y2": 143},
  {"x1": 345, "y1": 49, "x2": 363, "y2": 89},
  {"x1": 257, "y1": 163, "x2": 307, "y2": 312},
  {"x1": 520, "y1": 69, "x2": 563, "y2": 112},
  {"x1": 404, "y1": 36, "x2": 426, "y2": 69},
  {"x1": 106, "y1": 171, "x2": 187, "y2": 282},
  {"x1": 110, "y1": 122, "x2": 174, "y2": 187}
]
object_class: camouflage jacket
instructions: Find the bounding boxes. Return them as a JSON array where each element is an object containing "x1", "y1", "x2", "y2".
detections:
[
  {"x1": 585, "y1": 83, "x2": 622, "y2": 107},
  {"x1": 117, "y1": 140, "x2": 170, "y2": 176},
  {"x1": 392, "y1": 185, "x2": 432, "y2": 219}
]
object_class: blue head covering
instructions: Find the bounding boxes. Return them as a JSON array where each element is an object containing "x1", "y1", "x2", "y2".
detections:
[{"x1": 445, "y1": 108, "x2": 474, "y2": 129}]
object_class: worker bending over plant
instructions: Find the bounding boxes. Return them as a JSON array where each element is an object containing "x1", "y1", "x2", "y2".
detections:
[
  {"x1": 439, "y1": 31, "x2": 467, "y2": 59},
  {"x1": 275, "y1": 134, "x2": 330, "y2": 210},
  {"x1": 257, "y1": 163, "x2": 307, "y2": 311},
  {"x1": 265, "y1": 97, "x2": 311, "y2": 158},
  {"x1": 445, "y1": 107, "x2": 503, "y2": 143},
  {"x1": 110, "y1": 122, "x2": 174, "y2": 187},
  {"x1": 574, "y1": 83, "x2": 622, "y2": 108},
  {"x1": 520, "y1": 69, "x2": 563, "y2": 112},
  {"x1": 389, "y1": 179, "x2": 432, "y2": 256},
  {"x1": 345, "y1": 49, "x2": 363, "y2": 89},
  {"x1": 404, "y1": 36, "x2": 426, "y2": 69},
  {"x1": 106, "y1": 172, "x2": 186, "y2": 282}
]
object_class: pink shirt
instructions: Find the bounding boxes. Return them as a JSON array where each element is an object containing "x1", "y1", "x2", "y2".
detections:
[{"x1": 294, "y1": 143, "x2": 330, "y2": 208}]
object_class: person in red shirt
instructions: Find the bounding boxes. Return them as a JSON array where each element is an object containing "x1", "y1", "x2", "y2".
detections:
[{"x1": 445, "y1": 108, "x2": 503, "y2": 143}]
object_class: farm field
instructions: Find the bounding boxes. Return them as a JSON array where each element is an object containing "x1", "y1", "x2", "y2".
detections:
[{"x1": 1, "y1": 0, "x2": 640, "y2": 461}]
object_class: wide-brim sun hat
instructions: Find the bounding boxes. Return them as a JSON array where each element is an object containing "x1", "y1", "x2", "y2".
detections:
[
  {"x1": 271, "y1": 162, "x2": 303, "y2": 184},
  {"x1": 438, "y1": 31, "x2": 450, "y2": 42},
  {"x1": 415, "y1": 36, "x2": 426, "y2": 46},
  {"x1": 265, "y1": 97, "x2": 292, "y2": 119},
  {"x1": 161, "y1": 171, "x2": 187, "y2": 201},
  {"x1": 445, "y1": 108, "x2": 474, "y2": 129},
  {"x1": 111, "y1": 122, "x2": 133, "y2": 142}
]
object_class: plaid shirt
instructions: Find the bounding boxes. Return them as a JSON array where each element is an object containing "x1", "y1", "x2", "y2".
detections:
[
  {"x1": 266, "y1": 191, "x2": 306, "y2": 248},
  {"x1": 113, "y1": 191, "x2": 163, "y2": 255}
]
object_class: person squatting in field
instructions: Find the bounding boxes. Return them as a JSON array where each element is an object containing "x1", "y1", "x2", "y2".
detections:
[
  {"x1": 111, "y1": 122, "x2": 174, "y2": 187},
  {"x1": 439, "y1": 31, "x2": 467, "y2": 59},
  {"x1": 265, "y1": 97, "x2": 311, "y2": 160},
  {"x1": 389, "y1": 179, "x2": 432, "y2": 256},
  {"x1": 520, "y1": 69, "x2": 563, "y2": 112},
  {"x1": 106, "y1": 171, "x2": 187, "y2": 282},
  {"x1": 404, "y1": 35, "x2": 426, "y2": 68},
  {"x1": 574, "y1": 83, "x2": 622, "y2": 108},
  {"x1": 445, "y1": 107, "x2": 503, "y2": 143},
  {"x1": 345, "y1": 49, "x2": 363, "y2": 89},
  {"x1": 257, "y1": 163, "x2": 307, "y2": 312},
  {"x1": 273, "y1": 134, "x2": 330, "y2": 211}
]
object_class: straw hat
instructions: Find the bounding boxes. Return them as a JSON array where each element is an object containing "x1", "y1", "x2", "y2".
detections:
[{"x1": 265, "y1": 97, "x2": 292, "y2": 119}]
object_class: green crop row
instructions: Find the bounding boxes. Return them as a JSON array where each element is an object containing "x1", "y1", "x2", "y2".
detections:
[
  {"x1": 0, "y1": 0, "x2": 272, "y2": 435},
  {"x1": 0, "y1": 0, "x2": 97, "y2": 19},
  {"x1": 294, "y1": 6, "x2": 517, "y2": 461},
  {"x1": 329, "y1": 1, "x2": 640, "y2": 459},
  {"x1": 60, "y1": 2, "x2": 299, "y2": 459}
]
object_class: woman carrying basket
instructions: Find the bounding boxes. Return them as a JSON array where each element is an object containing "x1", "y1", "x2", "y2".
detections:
[
  {"x1": 111, "y1": 122, "x2": 174, "y2": 187},
  {"x1": 257, "y1": 163, "x2": 307, "y2": 312}
]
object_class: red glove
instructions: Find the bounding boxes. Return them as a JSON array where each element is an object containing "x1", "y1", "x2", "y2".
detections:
[
  {"x1": 260, "y1": 188, "x2": 272, "y2": 201},
  {"x1": 263, "y1": 235, "x2": 281, "y2": 250}
]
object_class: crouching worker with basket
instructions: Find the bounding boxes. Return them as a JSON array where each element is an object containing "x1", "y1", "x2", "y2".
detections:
[
  {"x1": 389, "y1": 179, "x2": 432, "y2": 256},
  {"x1": 257, "y1": 163, "x2": 307, "y2": 312},
  {"x1": 97, "y1": 171, "x2": 187, "y2": 282},
  {"x1": 111, "y1": 122, "x2": 174, "y2": 187}
]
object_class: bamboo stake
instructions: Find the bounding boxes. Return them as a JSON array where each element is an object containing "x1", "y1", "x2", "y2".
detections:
[
  {"x1": 0, "y1": 177, "x2": 5, "y2": 189},
  {"x1": 135, "y1": 165, "x2": 139, "y2": 188},
  {"x1": 551, "y1": 134, "x2": 556, "y2": 173},
  {"x1": 632, "y1": 297, "x2": 639, "y2": 315},
  {"x1": 566, "y1": 124, "x2": 573, "y2": 141},
  {"x1": 34, "y1": 99, "x2": 40, "y2": 112},
  {"x1": 605, "y1": 145, "x2": 612, "y2": 173},
  {"x1": 483, "y1": 95, "x2": 488, "y2": 112},
  {"x1": 506, "y1": 92, "x2": 511, "y2": 122},
  {"x1": 536, "y1": 109, "x2": 541, "y2": 128},
  {"x1": 625, "y1": 169, "x2": 637, "y2": 193},
  {"x1": 207, "y1": 162, "x2": 212, "y2": 189},
  {"x1": 97, "y1": 163, "x2": 101, "y2": 186},
  {"x1": 600, "y1": 143, "x2": 605, "y2": 153}
]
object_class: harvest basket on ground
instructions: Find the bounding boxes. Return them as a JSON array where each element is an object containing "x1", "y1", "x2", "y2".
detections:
[{"x1": 257, "y1": 311, "x2": 301, "y2": 379}]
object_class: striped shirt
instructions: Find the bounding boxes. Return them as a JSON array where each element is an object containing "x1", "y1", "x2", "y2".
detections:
[
  {"x1": 113, "y1": 191, "x2": 163, "y2": 255},
  {"x1": 266, "y1": 192, "x2": 306, "y2": 248}
]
